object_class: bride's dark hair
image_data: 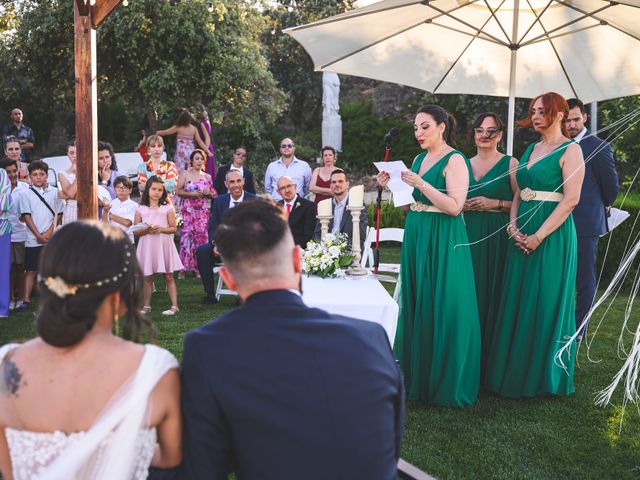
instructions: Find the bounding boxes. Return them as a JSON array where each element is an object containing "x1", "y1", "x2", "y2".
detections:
[{"x1": 37, "y1": 221, "x2": 152, "y2": 347}]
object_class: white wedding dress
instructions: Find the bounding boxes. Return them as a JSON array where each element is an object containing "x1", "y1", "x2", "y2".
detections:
[{"x1": 0, "y1": 343, "x2": 178, "y2": 480}]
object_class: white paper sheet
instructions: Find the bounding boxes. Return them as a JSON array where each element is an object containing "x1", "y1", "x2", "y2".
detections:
[
  {"x1": 604, "y1": 208, "x2": 630, "y2": 236},
  {"x1": 128, "y1": 222, "x2": 149, "y2": 234},
  {"x1": 374, "y1": 161, "x2": 414, "y2": 207}
]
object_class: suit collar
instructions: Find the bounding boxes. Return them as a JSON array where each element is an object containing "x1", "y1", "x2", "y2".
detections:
[{"x1": 244, "y1": 289, "x2": 305, "y2": 307}]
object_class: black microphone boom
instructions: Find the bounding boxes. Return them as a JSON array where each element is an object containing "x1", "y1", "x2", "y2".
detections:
[{"x1": 383, "y1": 127, "x2": 400, "y2": 144}]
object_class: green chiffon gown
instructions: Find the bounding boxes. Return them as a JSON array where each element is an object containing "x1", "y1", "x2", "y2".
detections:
[
  {"x1": 396, "y1": 150, "x2": 481, "y2": 407},
  {"x1": 485, "y1": 141, "x2": 577, "y2": 398},
  {"x1": 464, "y1": 155, "x2": 513, "y2": 375}
]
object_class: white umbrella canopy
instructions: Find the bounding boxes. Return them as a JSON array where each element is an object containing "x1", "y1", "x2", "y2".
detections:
[{"x1": 285, "y1": 0, "x2": 640, "y2": 153}]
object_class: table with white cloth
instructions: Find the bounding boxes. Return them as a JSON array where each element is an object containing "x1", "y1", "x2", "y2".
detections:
[{"x1": 301, "y1": 275, "x2": 398, "y2": 346}]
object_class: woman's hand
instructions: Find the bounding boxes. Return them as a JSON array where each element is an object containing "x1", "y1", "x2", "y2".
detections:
[
  {"x1": 464, "y1": 196, "x2": 495, "y2": 211},
  {"x1": 400, "y1": 170, "x2": 424, "y2": 188},
  {"x1": 523, "y1": 233, "x2": 543, "y2": 253},
  {"x1": 149, "y1": 224, "x2": 161, "y2": 234},
  {"x1": 376, "y1": 171, "x2": 390, "y2": 188}
]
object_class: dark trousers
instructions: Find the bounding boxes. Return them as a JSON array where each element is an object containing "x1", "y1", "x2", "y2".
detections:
[
  {"x1": 196, "y1": 243, "x2": 216, "y2": 295},
  {"x1": 576, "y1": 235, "x2": 599, "y2": 333}
]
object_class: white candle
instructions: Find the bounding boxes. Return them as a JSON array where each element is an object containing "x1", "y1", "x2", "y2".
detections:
[
  {"x1": 317, "y1": 198, "x2": 332, "y2": 216},
  {"x1": 348, "y1": 185, "x2": 364, "y2": 207}
]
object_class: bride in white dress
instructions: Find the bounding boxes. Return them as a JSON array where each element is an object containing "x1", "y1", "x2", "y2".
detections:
[{"x1": 0, "y1": 221, "x2": 182, "y2": 479}]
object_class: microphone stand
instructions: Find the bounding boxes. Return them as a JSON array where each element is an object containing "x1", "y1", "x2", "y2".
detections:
[{"x1": 374, "y1": 140, "x2": 392, "y2": 274}]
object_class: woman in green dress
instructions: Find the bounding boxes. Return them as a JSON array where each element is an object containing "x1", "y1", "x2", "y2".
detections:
[
  {"x1": 463, "y1": 113, "x2": 518, "y2": 376},
  {"x1": 378, "y1": 105, "x2": 481, "y2": 407},
  {"x1": 485, "y1": 92, "x2": 585, "y2": 398}
]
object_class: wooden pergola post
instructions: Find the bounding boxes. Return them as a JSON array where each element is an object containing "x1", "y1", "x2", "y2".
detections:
[{"x1": 74, "y1": 0, "x2": 122, "y2": 219}]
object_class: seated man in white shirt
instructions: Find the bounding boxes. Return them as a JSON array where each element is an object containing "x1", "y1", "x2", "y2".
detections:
[
  {"x1": 313, "y1": 169, "x2": 367, "y2": 249},
  {"x1": 102, "y1": 175, "x2": 138, "y2": 243}
]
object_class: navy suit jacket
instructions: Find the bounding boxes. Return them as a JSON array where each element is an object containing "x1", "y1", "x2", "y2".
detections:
[
  {"x1": 279, "y1": 195, "x2": 317, "y2": 248},
  {"x1": 572, "y1": 131, "x2": 619, "y2": 237},
  {"x1": 207, "y1": 191, "x2": 258, "y2": 244},
  {"x1": 181, "y1": 290, "x2": 404, "y2": 480}
]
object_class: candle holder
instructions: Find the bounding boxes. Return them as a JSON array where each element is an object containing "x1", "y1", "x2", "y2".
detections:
[
  {"x1": 345, "y1": 205, "x2": 368, "y2": 276},
  {"x1": 317, "y1": 215, "x2": 332, "y2": 241}
]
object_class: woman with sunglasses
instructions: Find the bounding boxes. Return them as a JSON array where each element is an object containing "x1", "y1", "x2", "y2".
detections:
[
  {"x1": 462, "y1": 113, "x2": 518, "y2": 376},
  {"x1": 213, "y1": 146, "x2": 256, "y2": 196}
]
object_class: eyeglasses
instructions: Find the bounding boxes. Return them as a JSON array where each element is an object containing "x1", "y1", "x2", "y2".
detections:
[
  {"x1": 115, "y1": 186, "x2": 131, "y2": 191},
  {"x1": 234, "y1": 152, "x2": 247, "y2": 157},
  {"x1": 473, "y1": 128, "x2": 500, "y2": 138},
  {"x1": 280, "y1": 144, "x2": 294, "y2": 149}
]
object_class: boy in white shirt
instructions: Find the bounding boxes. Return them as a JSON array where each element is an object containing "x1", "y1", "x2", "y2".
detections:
[
  {"x1": 19, "y1": 160, "x2": 64, "y2": 307},
  {"x1": 0, "y1": 158, "x2": 29, "y2": 311},
  {"x1": 102, "y1": 175, "x2": 137, "y2": 242}
]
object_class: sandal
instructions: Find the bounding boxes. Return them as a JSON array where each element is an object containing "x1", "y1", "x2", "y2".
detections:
[
  {"x1": 162, "y1": 306, "x2": 180, "y2": 316},
  {"x1": 140, "y1": 306, "x2": 152, "y2": 315}
]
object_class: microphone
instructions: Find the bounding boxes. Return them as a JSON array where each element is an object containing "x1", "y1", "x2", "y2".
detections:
[{"x1": 384, "y1": 127, "x2": 400, "y2": 144}]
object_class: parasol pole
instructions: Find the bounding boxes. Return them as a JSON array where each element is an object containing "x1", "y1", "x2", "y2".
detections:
[{"x1": 506, "y1": 1, "x2": 520, "y2": 156}]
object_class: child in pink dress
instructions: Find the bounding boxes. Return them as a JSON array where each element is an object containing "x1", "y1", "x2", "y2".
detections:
[{"x1": 134, "y1": 176, "x2": 182, "y2": 316}]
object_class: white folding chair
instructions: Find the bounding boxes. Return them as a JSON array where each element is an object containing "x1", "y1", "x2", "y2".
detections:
[
  {"x1": 213, "y1": 266, "x2": 238, "y2": 301},
  {"x1": 360, "y1": 227, "x2": 404, "y2": 301}
]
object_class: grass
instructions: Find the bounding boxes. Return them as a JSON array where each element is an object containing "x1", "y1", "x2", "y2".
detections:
[{"x1": 2, "y1": 247, "x2": 640, "y2": 479}]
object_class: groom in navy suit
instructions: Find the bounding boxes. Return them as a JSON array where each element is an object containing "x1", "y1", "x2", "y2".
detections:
[
  {"x1": 566, "y1": 98, "x2": 619, "y2": 339},
  {"x1": 182, "y1": 201, "x2": 404, "y2": 479},
  {"x1": 196, "y1": 170, "x2": 258, "y2": 304}
]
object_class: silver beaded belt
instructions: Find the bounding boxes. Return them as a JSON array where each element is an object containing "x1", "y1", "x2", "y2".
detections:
[
  {"x1": 410, "y1": 202, "x2": 443, "y2": 213},
  {"x1": 520, "y1": 187, "x2": 563, "y2": 202}
]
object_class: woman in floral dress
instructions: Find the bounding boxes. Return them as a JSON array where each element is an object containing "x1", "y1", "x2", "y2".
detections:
[{"x1": 175, "y1": 149, "x2": 214, "y2": 279}]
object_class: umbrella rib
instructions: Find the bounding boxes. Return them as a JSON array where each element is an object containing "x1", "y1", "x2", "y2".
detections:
[
  {"x1": 285, "y1": 0, "x2": 426, "y2": 31},
  {"x1": 429, "y1": 21, "x2": 505, "y2": 46},
  {"x1": 529, "y1": 10, "x2": 579, "y2": 98},
  {"x1": 482, "y1": 0, "x2": 512, "y2": 43},
  {"x1": 520, "y1": 2, "x2": 617, "y2": 47},
  {"x1": 547, "y1": 0, "x2": 640, "y2": 43},
  {"x1": 318, "y1": 17, "x2": 452, "y2": 70},
  {"x1": 424, "y1": 2, "x2": 509, "y2": 47},
  {"x1": 431, "y1": 6, "x2": 506, "y2": 92},
  {"x1": 516, "y1": 0, "x2": 554, "y2": 46},
  {"x1": 524, "y1": 23, "x2": 602, "y2": 45}
]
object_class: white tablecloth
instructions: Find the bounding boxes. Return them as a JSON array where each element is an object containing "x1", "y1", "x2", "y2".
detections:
[{"x1": 301, "y1": 275, "x2": 398, "y2": 346}]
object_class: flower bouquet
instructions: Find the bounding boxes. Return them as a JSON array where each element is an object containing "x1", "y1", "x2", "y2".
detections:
[{"x1": 302, "y1": 233, "x2": 354, "y2": 279}]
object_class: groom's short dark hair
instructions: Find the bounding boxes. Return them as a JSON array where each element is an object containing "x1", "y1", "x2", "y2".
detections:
[{"x1": 214, "y1": 201, "x2": 289, "y2": 268}]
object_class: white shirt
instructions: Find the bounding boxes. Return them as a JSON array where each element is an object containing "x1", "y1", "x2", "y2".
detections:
[
  {"x1": 229, "y1": 192, "x2": 245, "y2": 208},
  {"x1": 109, "y1": 198, "x2": 139, "y2": 243},
  {"x1": 19, "y1": 184, "x2": 64, "y2": 247},
  {"x1": 284, "y1": 195, "x2": 297, "y2": 214},
  {"x1": 9, "y1": 181, "x2": 29, "y2": 243},
  {"x1": 331, "y1": 195, "x2": 348, "y2": 235},
  {"x1": 574, "y1": 127, "x2": 587, "y2": 143}
]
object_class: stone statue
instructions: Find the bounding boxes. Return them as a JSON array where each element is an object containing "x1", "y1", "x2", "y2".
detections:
[{"x1": 322, "y1": 72, "x2": 342, "y2": 151}]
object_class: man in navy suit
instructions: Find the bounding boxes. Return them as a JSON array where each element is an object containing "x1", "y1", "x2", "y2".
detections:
[
  {"x1": 196, "y1": 169, "x2": 258, "y2": 304},
  {"x1": 182, "y1": 201, "x2": 404, "y2": 480},
  {"x1": 276, "y1": 175, "x2": 317, "y2": 248},
  {"x1": 566, "y1": 98, "x2": 619, "y2": 339}
]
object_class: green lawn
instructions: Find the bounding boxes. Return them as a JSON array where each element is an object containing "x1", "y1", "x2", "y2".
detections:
[{"x1": 1, "y1": 247, "x2": 639, "y2": 479}]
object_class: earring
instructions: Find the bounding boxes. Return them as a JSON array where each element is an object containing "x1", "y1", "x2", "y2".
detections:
[{"x1": 113, "y1": 311, "x2": 120, "y2": 337}]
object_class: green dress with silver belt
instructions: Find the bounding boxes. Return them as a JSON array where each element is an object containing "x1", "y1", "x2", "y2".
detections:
[
  {"x1": 464, "y1": 154, "x2": 513, "y2": 376},
  {"x1": 395, "y1": 150, "x2": 481, "y2": 407},
  {"x1": 484, "y1": 141, "x2": 577, "y2": 397}
]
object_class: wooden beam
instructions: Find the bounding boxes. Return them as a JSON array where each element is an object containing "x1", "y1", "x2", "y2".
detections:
[
  {"x1": 75, "y1": 0, "x2": 89, "y2": 16},
  {"x1": 92, "y1": 0, "x2": 123, "y2": 29},
  {"x1": 74, "y1": 0, "x2": 98, "y2": 220}
]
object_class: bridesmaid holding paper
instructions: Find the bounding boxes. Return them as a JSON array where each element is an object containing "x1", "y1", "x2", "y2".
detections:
[{"x1": 378, "y1": 105, "x2": 480, "y2": 407}]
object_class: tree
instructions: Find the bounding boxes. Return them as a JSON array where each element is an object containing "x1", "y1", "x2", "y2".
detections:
[
  {"x1": 0, "y1": 0, "x2": 285, "y2": 152},
  {"x1": 260, "y1": 1, "x2": 355, "y2": 133}
]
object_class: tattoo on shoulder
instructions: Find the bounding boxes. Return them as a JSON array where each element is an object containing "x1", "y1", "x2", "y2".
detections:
[{"x1": 0, "y1": 359, "x2": 26, "y2": 397}]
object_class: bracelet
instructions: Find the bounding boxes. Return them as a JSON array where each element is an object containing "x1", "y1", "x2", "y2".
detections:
[
  {"x1": 498, "y1": 199, "x2": 504, "y2": 210},
  {"x1": 506, "y1": 224, "x2": 517, "y2": 235}
]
